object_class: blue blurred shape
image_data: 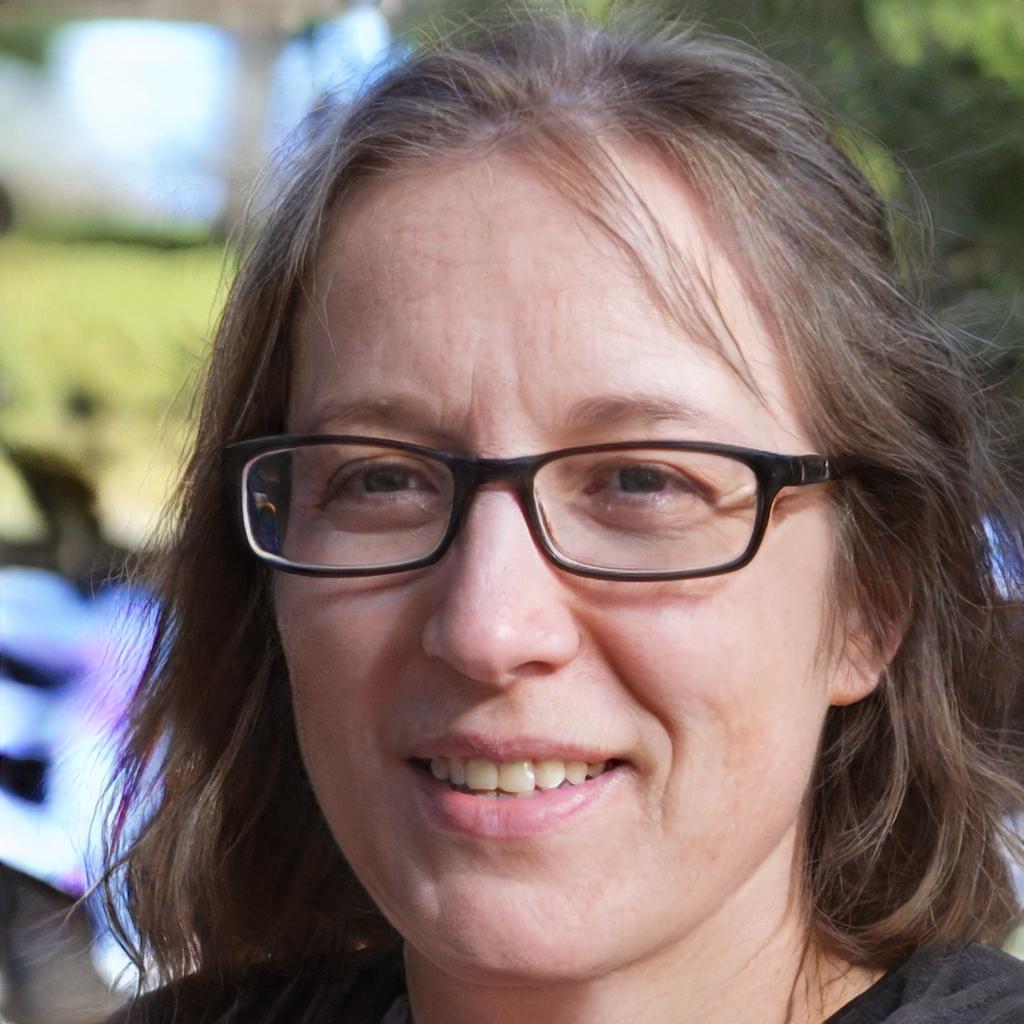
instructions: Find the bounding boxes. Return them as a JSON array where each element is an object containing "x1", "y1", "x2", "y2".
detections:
[
  {"x1": 269, "y1": 3, "x2": 395, "y2": 148},
  {"x1": 0, "y1": 567, "x2": 157, "y2": 896},
  {"x1": 50, "y1": 19, "x2": 236, "y2": 222},
  {"x1": 0, "y1": 10, "x2": 395, "y2": 229}
]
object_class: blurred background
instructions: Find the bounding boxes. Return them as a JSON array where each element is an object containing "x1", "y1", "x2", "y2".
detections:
[{"x1": 0, "y1": 1, "x2": 1021, "y2": 1021}]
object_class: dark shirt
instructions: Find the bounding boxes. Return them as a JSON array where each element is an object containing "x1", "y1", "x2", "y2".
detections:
[
  {"x1": 107, "y1": 949, "x2": 404, "y2": 1024},
  {"x1": 824, "y1": 944, "x2": 1024, "y2": 1023},
  {"x1": 111, "y1": 942, "x2": 1023, "y2": 1023}
]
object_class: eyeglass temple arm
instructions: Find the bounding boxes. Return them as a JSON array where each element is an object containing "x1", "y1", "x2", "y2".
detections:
[{"x1": 785, "y1": 455, "x2": 843, "y2": 487}]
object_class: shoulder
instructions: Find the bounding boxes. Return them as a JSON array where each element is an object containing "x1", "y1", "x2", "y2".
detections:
[
  {"x1": 106, "y1": 948, "x2": 405, "y2": 1024},
  {"x1": 829, "y1": 943, "x2": 1024, "y2": 1024}
]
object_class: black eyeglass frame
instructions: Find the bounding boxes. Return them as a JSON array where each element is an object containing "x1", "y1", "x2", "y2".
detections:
[{"x1": 223, "y1": 434, "x2": 843, "y2": 582}]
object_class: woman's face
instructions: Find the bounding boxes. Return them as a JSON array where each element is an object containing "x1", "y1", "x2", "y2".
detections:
[{"x1": 276, "y1": 151, "x2": 876, "y2": 984}]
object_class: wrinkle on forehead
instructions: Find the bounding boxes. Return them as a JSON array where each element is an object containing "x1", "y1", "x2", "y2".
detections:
[{"x1": 290, "y1": 146, "x2": 810, "y2": 449}]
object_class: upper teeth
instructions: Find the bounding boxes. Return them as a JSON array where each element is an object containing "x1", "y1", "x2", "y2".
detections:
[{"x1": 428, "y1": 756, "x2": 609, "y2": 793}]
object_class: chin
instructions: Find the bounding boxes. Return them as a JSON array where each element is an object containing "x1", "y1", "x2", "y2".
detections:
[
  {"x1": 415, "y1": 933, "x2": 621, "y2": 987},
  {"x1": 396, "y1": 882, "x2": 635, "y2": 986}
]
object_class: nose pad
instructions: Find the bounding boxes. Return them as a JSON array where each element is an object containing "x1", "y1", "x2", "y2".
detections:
[{"x1": 420, "y1": 490, "x2": 580, "y2": 685}]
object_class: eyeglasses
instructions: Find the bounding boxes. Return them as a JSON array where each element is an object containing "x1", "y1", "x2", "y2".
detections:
[{"x1": 223, "y1": 435, "x2": 843, "y2": 581}]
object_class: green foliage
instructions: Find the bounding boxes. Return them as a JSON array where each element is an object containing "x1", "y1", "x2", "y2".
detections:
[
  {"x1": 869, "y1": 0, "x2": 1024, "y2": 93},
  {"x1": 571, "y1": 0, "x2": 616, "y2": 23},
  {"x1": 0, "y1": 238, "x2": 229, "y2": 543},
  {"x1": 831, "y1": 125, "x2": 903, "y2": 201},
  {"x1": 20, "y1": 218, "x2": 217, "y2": 249},
  {"x1": 0, "y1": 14, "x2": 57, "y2": 67},
  {"x1": 664, "y1": 0, "x2": 1024, "y2": 395}
]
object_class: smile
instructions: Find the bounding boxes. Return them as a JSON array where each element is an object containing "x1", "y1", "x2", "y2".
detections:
[
  {"x1": 410, "y1": 755, "x2": 629, "y2": 839},
  {"x1": 414, "y1": 756, "x2": 621, "y2": 797}
]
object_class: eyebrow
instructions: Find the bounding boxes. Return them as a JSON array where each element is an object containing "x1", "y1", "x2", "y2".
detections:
[
  {"x1": 300, "y1": 396, "x2": 459, "y2": 439},
  {"x1": 563, "y1": 394, "x2": 710, "y2": 430},
  {"x1": 300, "y1": 392, "x2": 731, "y2": 441}
]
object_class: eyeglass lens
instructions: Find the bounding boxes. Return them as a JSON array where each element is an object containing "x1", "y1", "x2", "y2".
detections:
[{"x1": 243, "y1": 443, "x2": 761, "y2": 575}]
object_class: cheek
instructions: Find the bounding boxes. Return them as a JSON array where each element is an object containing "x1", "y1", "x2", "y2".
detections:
[
  {"x1": 277, "y1": 576, "x2": 418, "y2": 698},
  {"x1": 274, "y1": 580, "x2": 412, "y2": 813},
  {"x1": 275, "y1": 582, "x2": 445, "y2": 927},
  {"x1": 595, "y1": 514, "x2": 834, "y2": 821}
]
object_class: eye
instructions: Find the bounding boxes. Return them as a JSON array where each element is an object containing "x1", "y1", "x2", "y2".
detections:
[
  {"x1": 351, "y1": 465, "x2": 424, "y2": 494},
  {"x1": 583, "y1": 461, "x2": 709, "y2": 501},
  {"x1": 614, "y1": 465, "x2": 686, "y2": 495},
  {"x1": 329, "y1": 458, "x2": 438, "y2": 501}
]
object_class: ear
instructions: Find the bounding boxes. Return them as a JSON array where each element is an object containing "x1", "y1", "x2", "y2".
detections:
[{"x1": 828, "y1": 607, "x2": 904, "y2": 708}]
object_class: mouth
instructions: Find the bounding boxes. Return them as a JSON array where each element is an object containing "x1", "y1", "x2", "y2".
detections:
[{"x1": 411, "y1": 756, "x2": 626, "y2": 798}]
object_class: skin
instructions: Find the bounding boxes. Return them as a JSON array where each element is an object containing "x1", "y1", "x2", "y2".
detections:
[{"x1": 276, "y1": 149, "x2": 884, "y2": 1023}]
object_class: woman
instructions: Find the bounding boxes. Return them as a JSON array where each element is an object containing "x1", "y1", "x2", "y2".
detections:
[{"x1": 106, "y1": 14, "x2": 1024, "y2": 1023}]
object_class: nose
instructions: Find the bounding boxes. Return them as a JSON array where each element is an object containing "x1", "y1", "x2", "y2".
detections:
[{"x1": 420, "y1": 489, "x2": 581, "y2": 686}]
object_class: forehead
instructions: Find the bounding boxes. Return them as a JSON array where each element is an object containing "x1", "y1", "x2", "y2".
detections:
[{"x1": 289, "y1": 149, "x2": 811, "y2": 454}]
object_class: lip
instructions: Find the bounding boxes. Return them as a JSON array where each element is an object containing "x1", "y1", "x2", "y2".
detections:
[
  {"x1": 406, "y1": 732, "x2": 621, "y2": 764},
  {"x1": 409, "y1": 759, "x2": 628, "y2": 839}
]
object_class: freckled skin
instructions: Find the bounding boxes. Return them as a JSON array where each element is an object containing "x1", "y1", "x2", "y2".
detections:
[{"x1": 276, "y1": 151, "x2": 881, "y2": 1023}]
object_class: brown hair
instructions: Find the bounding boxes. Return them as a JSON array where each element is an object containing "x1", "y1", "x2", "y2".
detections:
[{"x1": 105, "y1": 10, "x2": 1024, "y2": 988}]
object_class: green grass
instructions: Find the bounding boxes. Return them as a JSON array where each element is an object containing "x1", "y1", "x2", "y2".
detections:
[{"x1": 0, "y1": 237, "x2": 231, "y2": 546}]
